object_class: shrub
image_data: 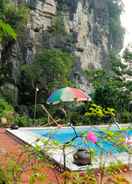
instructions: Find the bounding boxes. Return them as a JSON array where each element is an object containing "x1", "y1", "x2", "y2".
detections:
[
  {"x1": 0, "y1": 98, "x2": 14, "y2": 126},
  {"x1": 84, "y1": 103, "x2": 116, "y2": 124},
  {"x1": 120, "y1": 111, "x2": 132, "y2": 124},
  {"x1": 0, "y1": 19, "x2": 16, "y2": 41},
  {"x1": 52, "y1": 13, "x2": 66, "y2": 34},
  {"x1": 14, "y1": 114, "x2": 32, "y2": 127}
]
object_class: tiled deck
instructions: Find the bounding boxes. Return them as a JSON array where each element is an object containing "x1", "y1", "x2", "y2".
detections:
[
  {"x1": 0, "y1": 128, "x2": 62, "y2": 184},
  {"x1": 0, "y1": 128, "x2": 132, "y2": 184}
]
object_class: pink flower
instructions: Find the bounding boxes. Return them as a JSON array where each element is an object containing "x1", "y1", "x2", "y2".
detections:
[{"x1": 86, "y1": 131, "x2": 97, "y2": 144}]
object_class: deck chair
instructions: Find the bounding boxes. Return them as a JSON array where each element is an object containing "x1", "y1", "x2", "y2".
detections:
[{"x1": 40, "y1": 105, "x2": 64, "y2": 126}]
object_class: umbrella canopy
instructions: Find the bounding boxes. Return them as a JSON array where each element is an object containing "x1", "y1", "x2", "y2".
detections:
[{"x1": 47, "y1": 87, "x2": 89, "y2": 104}]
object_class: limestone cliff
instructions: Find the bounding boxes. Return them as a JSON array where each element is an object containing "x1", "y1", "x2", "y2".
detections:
[{"x1": 0, "y1": 0, "x2": 124, "y2": 103}]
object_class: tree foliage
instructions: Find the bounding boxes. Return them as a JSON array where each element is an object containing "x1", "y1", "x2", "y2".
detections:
[
  {"x1": 85, "y1": 48, "x2": 132, "y2": 123},
  {"x1": 0, "y1": 0, "x2": 28, "y2": 42},
  {"x1": 0, "y1": 0, "x2": 29, "y2": 105},
  {"x1": 123, "y1": 48, "x2": 132, "y2": 61},
  {"x1": 20, "y1": 48, "x2": 75, "y2": 104},
  {"x1": 3, "y1": 1, "x2": 29, "y2": 33},
  {"x1": 0, "y1": 19, "x2": 16, "y2": 42},
  {"x1": 52, "y1": 13, "x2": 66, "y2": 34},
  {"x1": 86, "y1": 67, "x2": 130, "y2": 110},
  {"x1": 0, "y1": 97, "x2": 14, "y2": 125}
]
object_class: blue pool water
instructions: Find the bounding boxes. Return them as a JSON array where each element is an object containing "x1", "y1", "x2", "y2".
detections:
[{"x1": 30, "y1": 127, "x2": 132, "y2": 155}]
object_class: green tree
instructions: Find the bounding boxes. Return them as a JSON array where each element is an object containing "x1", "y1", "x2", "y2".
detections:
[
  {"x1": 85, "y1": 65, "x2": 131, "y2": 121},
  {"x1": 123, "y1": 48, "x2": 132, "y2": 61},
  {"x1": 20, "y1": 48, "x2": 75, "y2": 104},
  {"x1": 108, "y1": 50, "x2": 127, "y2": 74},
  {"x1": 93, "y1": 82, "x2": 129, "y2": 110}
]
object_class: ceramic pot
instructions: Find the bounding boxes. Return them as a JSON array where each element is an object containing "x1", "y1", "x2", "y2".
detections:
[
  {"x1": 10, "y1": 124, "x2": 19, "y2": 129},
  {"x1": 73, "y1": 149, "x2": 91, "y2": 166}
]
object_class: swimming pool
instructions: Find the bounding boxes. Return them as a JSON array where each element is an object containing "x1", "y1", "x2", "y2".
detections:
[
  {"x1": 30, "y1": 127, "x2": 132, "y2": 155},
  {"x1": 7, "y1": 125, "x2": 132, "y2": 171}
]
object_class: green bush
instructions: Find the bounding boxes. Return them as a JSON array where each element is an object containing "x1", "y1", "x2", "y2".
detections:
[
  {"x1": 70, "y1": 111, "x2": 82, "y2": 125},
  {"x1": 84, "y1": 103, "x2": 116, "y2": 124},
  {"x1": 120, "y1": 111, "x2": 132, "y2": 124},
  {"x1": 69, "y1": 102, "x2": 116, "y2": 126},
  {"x1": 33, "y1": 117, "x2": 48, "y2": 126},
  {"x1": 0, "y1": 98, "x2": 14, "y2": 115},
  {"x1": 52, "y1": 13, "x2": 66, "y2": 34},
  {"x1": 123, "y1": 48, "x2": 132, "y2": 61},
  {"x1": 0, "y1": 98, "x2": 14, "y2": 125},
  {"x1": 0, "y1": 19, "x2": 16, "y2": 41},
  {"x1": 0, "y1": 0, "x2": 28, "y2": 42},
  {"x1": 14, "y1": 114, "x2": 32, "y2": 127},
  {"x1": 14, "y1": 114, "x2": 49, "y2": 127}
]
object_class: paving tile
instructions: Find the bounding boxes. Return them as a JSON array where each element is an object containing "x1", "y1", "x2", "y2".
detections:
[{"x1": 0, "y1": 129, "x2": 62, "y2": 184}]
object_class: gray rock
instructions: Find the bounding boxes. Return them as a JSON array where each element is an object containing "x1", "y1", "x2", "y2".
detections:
[{"x1": 0, "y1": 0, "x2": 123, "y2": 103}]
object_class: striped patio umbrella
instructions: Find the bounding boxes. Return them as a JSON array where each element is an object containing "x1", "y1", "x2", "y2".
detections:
[{"x1": 47, "y1": 87, "x2": 90, "y2": 105}]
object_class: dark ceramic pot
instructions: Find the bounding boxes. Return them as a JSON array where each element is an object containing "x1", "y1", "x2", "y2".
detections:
[
  {"x1": 10, "y1": 124, "x2": 19, "y2": 130},
  {"x1": 73, "y1": 149, "x2": 91, "y2": 166}
]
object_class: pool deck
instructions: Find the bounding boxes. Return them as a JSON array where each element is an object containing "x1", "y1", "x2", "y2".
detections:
[
  {"x1": 0, "y1": 128, "x2": 62, "y2": 184},
  {"x1": 1, "y1": 127, "x2": 132, "y2": 183},
  {"x1": 7, "y1": 126, "x2": 132, "y2": 172}
]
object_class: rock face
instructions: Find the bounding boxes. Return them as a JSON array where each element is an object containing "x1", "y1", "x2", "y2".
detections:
[
  {"x1": 0, "y1": 0, "x2": 57, "y2": 104},
  {"x1": 19, "y1": 0, "x2": 57, "y2": 65},
  {"x1": 64, "y1": 0, "x2": 109, "y2": 69},
  {"x1": 12, "y1": 0, "x2": 122, "y2": 67},
  {"x1": 0, "y1": 0, "x2": 123, "y2": 102}
]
